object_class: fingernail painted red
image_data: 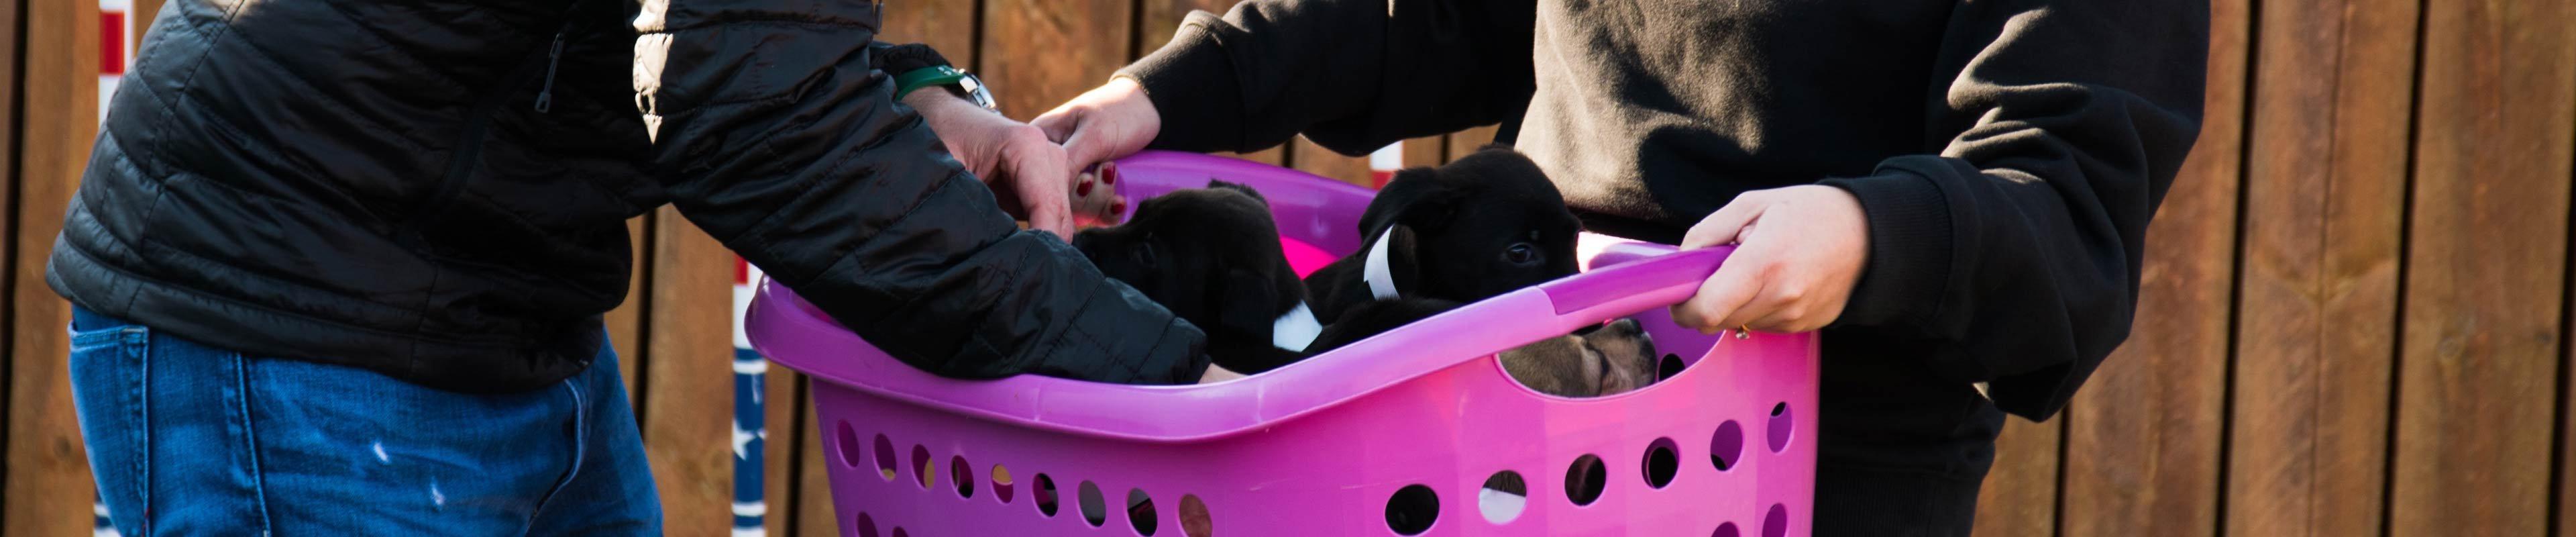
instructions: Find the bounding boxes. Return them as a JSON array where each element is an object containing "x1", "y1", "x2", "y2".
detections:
[{"x1": 1076, "y1": 181, "x2": 1095, "y2": 196}]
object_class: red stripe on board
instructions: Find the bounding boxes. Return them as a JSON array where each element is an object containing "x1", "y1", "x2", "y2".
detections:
[
  {"x1": 99, "y1": 12, "x2": 127, "y2": 75},
  {"x1": 735, "y1": 257, "x2": 749, "y2": 285}
]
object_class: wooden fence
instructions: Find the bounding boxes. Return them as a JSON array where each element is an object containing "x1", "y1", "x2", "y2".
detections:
[{"x1": 5, "y1": 1, "x2": 2573, "y2": 536}]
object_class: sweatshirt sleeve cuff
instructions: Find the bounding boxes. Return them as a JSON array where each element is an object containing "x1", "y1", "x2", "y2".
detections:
[
  {"x1": 1116, "y1": 13, "x2": 1249, "y2": 153},
  {"x1": 1817, "y1": 162, "x2": 1957, "y2": 330}
]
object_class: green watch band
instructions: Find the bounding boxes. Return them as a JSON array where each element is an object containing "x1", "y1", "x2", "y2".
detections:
[{"x1": 894, "y1": 65, "x2": 971, "y2": 101}]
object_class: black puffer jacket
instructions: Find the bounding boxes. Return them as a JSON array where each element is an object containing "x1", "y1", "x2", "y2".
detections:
[{"x1": 50, "y1": 0, "x2": 1209, "y2": 392}]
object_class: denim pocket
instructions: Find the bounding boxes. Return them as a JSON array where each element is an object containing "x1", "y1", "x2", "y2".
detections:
[{"x1": 66, "y1": 317, "x2": 151, "y2": 535}]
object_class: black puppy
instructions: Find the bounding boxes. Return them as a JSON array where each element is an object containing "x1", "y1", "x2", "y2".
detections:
[
  {"x1": 1072, "y1": 181, "x2": 1320, "y2": 374},
  {"x1": 1303, "y1": 147, "x2": 1583, "y2": 323}
]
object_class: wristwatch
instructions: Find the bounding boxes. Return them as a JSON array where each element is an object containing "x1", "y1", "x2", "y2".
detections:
[{"x1": 881, "y1": 44, "x2": 997, "y2": 111}]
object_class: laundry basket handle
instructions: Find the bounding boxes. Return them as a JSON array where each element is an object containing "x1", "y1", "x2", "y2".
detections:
[{"x1": 1532, "y1": 245, "x2": 1733, "y2": 328}]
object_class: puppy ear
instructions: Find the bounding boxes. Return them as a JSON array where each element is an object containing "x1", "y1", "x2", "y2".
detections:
[
  {"x1": 1205, "y1": 179, "x2": 1269, "y2": 204},
  {"x1": 1218, "y1": 268, "x2": 1284, "y2": 337},
  {"x1": 1358, "y1": 168, "x2": 1466, "y2": 236}
]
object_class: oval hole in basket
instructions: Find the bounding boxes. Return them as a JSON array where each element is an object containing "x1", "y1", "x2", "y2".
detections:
[
  {"x1": 1766, "y1": 402, "x2": 1793, "y2": 453},
  {"x1": 910, "y1": 445, "x2": 934, "y2": 489},
  {"x1": 872, "y1": 435, "x2": 898, "y2": 480},
  {"x1": 1385, "y1": 484, "x2": 1440, "y2": 535},
  {"x1": 1711, "y1": 420, "x2": 1746, "y2": 471},
  {"x1": 1762, "y1": 503, "x2": 1788, "y2": 537},
  {"x1": 1078, "y1": 481, "x2": 1108, "y2": 527},
  {"x1": 1478, "y1": 471, "x2": 1529, "y2": 524},
  {"x1": 1644, "y1": 438, "x2": 1680, "y2": 489},
  {"x1": 889, "y1": 528, "x2": 907, "y2": 537},
  {"x1": 951, "y1": 456, "x2": 974, "y2": 499},
  {"x1": 1179, "y1": 494, "x2": 1213, "y2": 537},
  {"x1": 854, "y1": 513, "x2": 877, "y2": 537},
  {"x1": 1713, "y1": 521, "x2": 1740, "y2": 537},
  {"x1": 991, "y1": 465, "x2": 1015, "y2": 504},
  {"x1": 1565, "y1": 454, "x2": 1607, "y2": 506},
  {"x1": 1033, "y1": 474, "x2": 1061, "y2": 517},
  {"x1": 1128, "y1": 489, "x2": 1159, "y2": 536},
  {"x1": 834, "y1": 422, "x2": 863, "y2": 469},
  {"x1": 1658, "y1": 353, "x2": 1685, "y2": 381}
]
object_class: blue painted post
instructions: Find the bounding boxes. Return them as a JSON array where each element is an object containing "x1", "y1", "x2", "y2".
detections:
[{"x1": 732, "y1": 258, "x2": 768, "y2": 536}]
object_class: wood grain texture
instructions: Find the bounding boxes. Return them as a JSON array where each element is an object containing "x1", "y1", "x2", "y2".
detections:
[
  {"x1": 796, "y1": 384, "x2": 839, "y2": 537},
  {"x1": 130, "y1": 0, "x2": 161, "y2": 50},
  {"x1": 2058, "y1": 0, "x2": 2250, "y2": 535},
  {"x1": 643, "y1": 209, "x2": 738, "y2": 537},
  {"x1": 874, "y1": 0, "x2": 979, "y2": 70},
  {"x1": 5, "y1": 0, "x2": 99, "y2": 534},
  {"x1": 1287, "y1": 136, "x2": 1372, "y2": 186},
  {"x1": 1972, "y1": 418, "x2": 2061, "y2": 537},
  {"x1": 0, "y1": 0, "x2": 25, "y2": 532},
  {"x1": 978, "y1": 0, "x2": 1132, "y2": 121},
  {"x1": 1448, "y1": 124, "x2": 1507, "y2": 155},
  {"x1": 763, "y1": 358, "x2": 798, "y2": 536},
  {"x1": 2393, "y1": 0, "x2": 2576, "y2": 535},
  {"x1": 2226, "y1": 0, "x2": 2419, "y2": 534}
]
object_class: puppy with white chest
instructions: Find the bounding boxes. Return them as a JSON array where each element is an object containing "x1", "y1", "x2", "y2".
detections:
[
  {"x1": 1072, "y1": 181, "x2": 1322, "y2": 374},
  {"x1": 1303, "y1": 147, "x2": 1584, "y2": 323}
]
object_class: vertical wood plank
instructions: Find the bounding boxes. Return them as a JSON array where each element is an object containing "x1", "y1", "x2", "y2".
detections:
[
  {"x1": 643, "y1": 209, "x2": 737, "y2": 537},
  {"x1": 795, "y1": 384, "x2": 838, "y2": 537},
  {"x1": 1448, "y1": 124, "x2": 1505, "y2": 157},
  {"x1": 1134, "y1": 0, "x2": 1282, "y2": 165},
  {"x1": 2394, "y1": 0, "x2": 2576, "y2": 535},
  {"x1": 979, "y1": 0, "x2": 1132, "y2": 122},
  {"x1": 1972, "y1": 419, "x2": 2062, "y2": 537},
  {"x1": 0, "y1": 0, "x2": 25, "y2": 531},
  {"x1": 130, "y1": 0, "x2": 160, "y2": 50},
  {"x1": 2226, "y1": 0, "x2": 2420, "y2": 534},
  {"x1": 1287, "y1": 136, "x2": 1371, "y2": 187},
  {"x1": 4, "y1": 0, "x2": 98, "y2": 534},
  {"x1": 871, "y1": 0, "x2": 978, "y2": 66},
  {"x1": 763, "y1": 346, "x2": 798, "y2": 537},
  {"x1": 2059, "y1": 0, "x2": 2250, "y2": 535}
]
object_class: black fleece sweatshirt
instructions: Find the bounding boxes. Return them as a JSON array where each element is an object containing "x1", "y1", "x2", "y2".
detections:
[{"x1": 1119, "y1": 1, "x2": 2207, "y2": 534}]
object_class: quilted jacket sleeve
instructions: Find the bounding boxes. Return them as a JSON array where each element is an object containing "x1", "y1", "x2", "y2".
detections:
[{"x1": 632, "y1": 1, "x2": 1210, "y2": 384}]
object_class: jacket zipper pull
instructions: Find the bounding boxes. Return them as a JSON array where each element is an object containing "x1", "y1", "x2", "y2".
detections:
[{"x1": 534, "y1": 30, "x2": 566, "y2": 113}]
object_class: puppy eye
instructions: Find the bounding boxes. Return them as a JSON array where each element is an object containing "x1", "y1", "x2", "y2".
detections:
[{"x1": 1504, "y1": 243, "x2": 1539, "y2": 265}]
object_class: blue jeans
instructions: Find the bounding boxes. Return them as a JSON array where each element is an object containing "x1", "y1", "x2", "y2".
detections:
[{"x1": 67, "y1": 307, "x2": 660, "y2": 536}]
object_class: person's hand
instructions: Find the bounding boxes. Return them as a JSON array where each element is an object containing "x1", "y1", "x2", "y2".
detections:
[
  {"x1": 1669, "y1": 185, "x2": 1871, "y2": 334},
  {"x1": 906, "y1": 90, "x2": 1078, "y2": 238},
  {"x1": 1032, "y1": 78, "x2": 1162, "y2": 224},
  {"x1": 1199, "y1": 364, "x2": 1246, "y2": 384}
]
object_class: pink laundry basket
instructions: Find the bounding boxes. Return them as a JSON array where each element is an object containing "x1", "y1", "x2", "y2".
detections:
[{"x1": 746, "y1": 151, "x2": 1819, "y2": 536}]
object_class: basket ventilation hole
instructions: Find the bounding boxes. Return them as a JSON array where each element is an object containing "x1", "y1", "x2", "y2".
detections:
[
  {"x1": 889, "y1": 528, "x2": 907, "y2": 537},
  {"x1": 1713, "y1": 522, "x2": 1741, "y2": 537},
  {"x1": 1033, "y1": 474, "x2": 1060, "y2": 517},
  {"x1": 1566, "y1": 454, "x2": 1607, "y2": 506},
  {"x1": 951, "y1": 456, "x2": 974, "y2": 499},
  {"x1": 854, "y1": 513, "x2": 877, "y2": 537},
  {"x1": 1479, "y1": 471, "x2": 1529, "y2": 524},
  {"x1": 1385, "y1": 484, "x2": 1440, "y2": 535},
  {"x1": 833, "y1": 422, "x2": 863, "y2": 469},
  {"x1": 1658, "y1": 353, "x2": 1685, "y2": 381},
  {"x1": 910, "y1": 446, "x2": 934, "y2": 489},
  {"x1": 1179, "y1": 494, "x2": 1213, "y2": 537},
  {"x1": 1644, "y1": 438, "x2": 1680, "y2": 489},
  {"x1": 871, "y1": 435, "x2": 898, "y2": 480},
  {"x1": 1078, "y1": 481, "x2": 1109, "y2": 527},
  {"x1": 1767, "y1": 402, "x2": 1794, "y2": 453},
  {"x1": 1762, "y1": 503, "x2": 1788, "y2": 537},
  {"x1": 991, "y1": 465, "x2": 1015, "y2": 504},
  {"x1": 1128, "y1": 489, "x2": 1159, "y2": 536},
  {"x1": 1711, "y1": 420, "x2": 1746, "y2": 471}
]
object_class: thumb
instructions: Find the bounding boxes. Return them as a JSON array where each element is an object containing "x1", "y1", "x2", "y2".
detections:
[
  {"x1": 1030, "y1": 107, "x2": 1079, "y2": 144},
  {"x1": 1681, "y1": 194, "x2": 1768, "y2": 250}
]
